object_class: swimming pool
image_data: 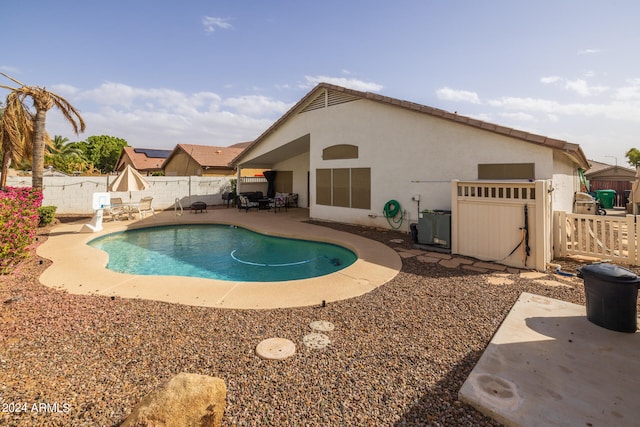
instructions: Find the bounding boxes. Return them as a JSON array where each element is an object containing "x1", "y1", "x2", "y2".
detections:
[{"x1": 88, "y1": 224, "x2": 357, "y2": 282}]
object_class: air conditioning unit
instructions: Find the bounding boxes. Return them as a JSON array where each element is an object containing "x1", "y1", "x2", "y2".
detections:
[{"x1": 416, "y1": 209, "x2": 451, "y2": 251}]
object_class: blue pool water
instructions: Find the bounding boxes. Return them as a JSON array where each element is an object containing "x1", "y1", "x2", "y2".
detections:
[{"x1": 88, "y1": 224, "x2": 357, "y2": 282}]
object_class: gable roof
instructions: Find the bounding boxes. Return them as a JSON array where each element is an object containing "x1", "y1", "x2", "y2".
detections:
[
  {"x1": 117, "y1": 147, "x2": 171, "y2": 171},
  {"x1": 233, "y1": 83, "x2": 590, "y2": 169},
  {"x1": 165, "y1": 144, "x2": 246, "y2": 169},
  {"x1": 585, "y1": 159, "x2": 635, "y2": 180}
]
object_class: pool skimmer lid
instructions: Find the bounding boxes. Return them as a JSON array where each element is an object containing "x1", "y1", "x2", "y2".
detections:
[
  {"x1": 310, "y1": 320, "x2": 335, "y2": 332},
  {"x1": 255, "y1": 338, "x2": 296, "y2": 360},
  {"x1": 303, "y1": 333, "x2": 330, "y2": 349}
]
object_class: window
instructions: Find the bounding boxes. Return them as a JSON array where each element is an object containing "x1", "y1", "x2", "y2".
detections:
[
  {"x1": 316, "y1": 168, "x2": 370, "y2": 209},
  {"x1": 322, "y1": 144, "x2": 359, "y2": 160},
  {"x1": 478, "y1": 163, "x2": 535, "y2": 180}
]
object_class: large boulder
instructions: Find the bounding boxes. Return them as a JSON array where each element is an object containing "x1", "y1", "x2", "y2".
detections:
[{"x1": 121, "y1": 372, "x2": 226, "y2": 427}]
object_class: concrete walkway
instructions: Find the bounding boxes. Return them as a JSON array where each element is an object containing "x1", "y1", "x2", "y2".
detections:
[
  {"x1": 460, "y1": 292, "x2": 640, "y2": 427},
  {"x1": 37, "y1": 207, "x2": 401, "y2": 309}
]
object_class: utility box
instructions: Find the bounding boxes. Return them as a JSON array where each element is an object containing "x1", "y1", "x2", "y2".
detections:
[{"x1": 416, "y1": 210, "x2": 451, "y2": 251}]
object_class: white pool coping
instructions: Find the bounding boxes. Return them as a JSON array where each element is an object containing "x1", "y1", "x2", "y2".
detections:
[{"x1": 37, "y1": 208, "x2": 401, "y2": 309}]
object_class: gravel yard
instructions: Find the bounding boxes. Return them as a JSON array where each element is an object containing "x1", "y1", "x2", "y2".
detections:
[{"x1": 1, "y1": 218, "x2": 633, "y2": 426}]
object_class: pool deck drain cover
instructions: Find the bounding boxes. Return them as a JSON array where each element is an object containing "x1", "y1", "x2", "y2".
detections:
[
  {"x1": 255, "y1": 338, "x2": 296, "y2": 360},
  {"x1": 303, "y1": 333, "x2": 330, "y2": 349},
  {"x1": 310, "y1": 320, "x2": 335, "y2": 332}
]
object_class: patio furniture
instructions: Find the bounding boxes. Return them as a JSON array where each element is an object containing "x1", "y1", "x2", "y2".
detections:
[
  {"x1": 258, "y1": 198, "x2": 271, "y2": 210},
  {"x1": 237, "y1": 195, "x2": 259, "y2": 212},
  {"x1": 221, "y1": 192, "x2": 234, "y2": 208},
  {"x1": 190, "y1": 201, "x2": 207, "y2": 213},
  {"x1": 135, "y1": 196, "x2": 155, "y2": 218},
  {"x1": 106, "y1": 197, "x2": 128, "y2": 221},
  {"x1": 269, "y1": 194, "x2": 287, "y2": 213}
]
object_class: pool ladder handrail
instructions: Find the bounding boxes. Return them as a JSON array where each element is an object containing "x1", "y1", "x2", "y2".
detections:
[{"x1": 174, "y1": 198, "x2": 183, "y2": 218}]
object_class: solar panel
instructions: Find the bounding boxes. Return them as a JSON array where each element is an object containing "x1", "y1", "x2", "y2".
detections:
[{"x1": 133, "y1": 148, "x2": 172, "y2": 158}]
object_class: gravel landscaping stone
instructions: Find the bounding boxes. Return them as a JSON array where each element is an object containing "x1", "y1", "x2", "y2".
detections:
[{"x1": 1, "y1": 217, "x2": 637, "y2": 426}]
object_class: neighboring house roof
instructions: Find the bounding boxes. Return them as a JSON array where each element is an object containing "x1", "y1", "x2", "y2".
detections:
[
  {"x1": 164, "y1": 144, "x2": 246, "y2": 169},
  {"x1": 232, "y1": 82, "x2": 590, "y2": 170},
  {"x1": 117, "y1": 147, "x2": 171, "y2": 171},
  {"x1": 585, "y1": 159, "x2": 635, "y2": 181}
]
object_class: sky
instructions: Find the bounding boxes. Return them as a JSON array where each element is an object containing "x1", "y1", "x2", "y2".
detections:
[{"x1": 2, "y1": 0, "x2": 640, "y2": 167}]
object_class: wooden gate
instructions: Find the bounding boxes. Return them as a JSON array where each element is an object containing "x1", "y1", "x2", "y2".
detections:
[
  {"x1": 553, "y1": 212, "x2": 638, "y2": 265},
  {"x1": 451, "y1": 180, "x2": 552, "y2": 271}
]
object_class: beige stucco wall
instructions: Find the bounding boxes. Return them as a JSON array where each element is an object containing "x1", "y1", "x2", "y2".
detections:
[
  {"x1": 239, "y1": 97, "x2": 580, "y2": 230},
  {"x1": 551, "y1": 151, "x2": 582, "y2": 213},
  {"x1": 272, "y1": 152, "x2": 310, "y2": 207}
]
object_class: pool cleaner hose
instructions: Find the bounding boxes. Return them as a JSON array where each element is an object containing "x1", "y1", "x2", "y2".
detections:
[{"x1": 383, "y1": 200, "x2": 403, "y2": 229}]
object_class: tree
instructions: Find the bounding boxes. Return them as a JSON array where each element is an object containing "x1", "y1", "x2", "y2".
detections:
[
  {"x1": 84, "y1": 135, "x2": 128, "y2": 172},
  {"x1": 625, "y1": 148, "x2": 640, "y2": 167},
  {"x1": 0, "y1": 93, "x2": 36, "y2": 188},
  {"x1": 0, "y1": 72, "x2": 85, "y2": 190}
]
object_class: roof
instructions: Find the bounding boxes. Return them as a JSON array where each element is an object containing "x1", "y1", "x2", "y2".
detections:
[
  {"x1": 585, "y1": 159, "x2": 635, "y2": 180},
  {"x1": 117, "y1": 147, "x2": 171, "y2": 171},
  {"x1": 165, "y1": 144, "x2": 246, "y2": 169},
  {"x1": 232, "y1": 82, "x2": 590, "y2": 169}
]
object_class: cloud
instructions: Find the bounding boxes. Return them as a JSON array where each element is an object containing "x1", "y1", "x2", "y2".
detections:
[
  {"x1": 202, "y1": 16, "x2": 233, "y2": 33},
  {"x1": 224, "y1": 95, "x2": 291, "y2": 116},
  {"x1": 50, "y1": 84, "x2": 81, "y2": 96},
  {"x1": 435, "y1": 87, "x2": 480, "y2": 104},
  {"x1": 564, "y1": 79, "x2": 608, "y2": 97},
  {"x1": 613, "y1": 79, "x2": 640, "y2": 101},
  {"x1": 578, "y1": 48, "x2": 602, "y2": 55},
  {"x1": 302, "y1": 75, "x2": 383, "y2": 92},
  {"x1": 540, "y1": 76, "x2": 562, "y2": 84},
  {"x1": 541, "y1": 75, "x2": 608, "y2": 96},
  {"x1": 499, "y1": 112, "x2": 537, "y2": 122},
  {"x1": 45, "y1": 82, "x2": 290, "y2": 148},
  {"x1": 0, "y1": 65, "x2": 20, "y2": 74}
]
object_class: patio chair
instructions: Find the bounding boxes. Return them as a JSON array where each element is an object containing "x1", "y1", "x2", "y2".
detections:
[
  {"x1": 106, "y1": 197, "x2": 128, "y2": 221},
  {"x1": 237, "y1": 195, "x2": 259, "y2": 212},
  {"x1": 269, "y1": 194, "x2": 287, "y2": 213},
  {"x1": 135, "y1": 196, "x2": 155, "y2": 218}
]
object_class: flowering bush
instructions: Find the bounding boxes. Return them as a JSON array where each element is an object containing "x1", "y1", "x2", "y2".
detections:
[{"x1": 0, "y1": 187, "x2": 43, "y2": 274}]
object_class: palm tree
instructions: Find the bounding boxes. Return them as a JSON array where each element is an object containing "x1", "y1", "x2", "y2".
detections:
[
  {"x1": 0, "y1": 92, "x2": 36, "y2": 188},
  {"x1": 48, "y1": 135, "x2": 86, "y2": 158},
  {"x1": 0, "y1": 72, "x2": 85, "y2": 190}
]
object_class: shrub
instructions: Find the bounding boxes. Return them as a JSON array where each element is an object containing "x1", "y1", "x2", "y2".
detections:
[
  {"x1": 0, "y1": 187, "x2": 43, "y2": 273},
  {"x1": 37, "y1": 206, "x2": 57, "y2": 227}
]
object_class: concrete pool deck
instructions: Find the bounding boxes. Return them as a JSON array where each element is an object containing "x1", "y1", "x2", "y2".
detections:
[{"x1": 37, "y1": 207, "x2": 401, "y2": 309}]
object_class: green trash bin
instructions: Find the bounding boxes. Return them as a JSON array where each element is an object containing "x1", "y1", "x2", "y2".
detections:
[{"x1": 595, "y1": 189, "x2": 616, "y2": 209}]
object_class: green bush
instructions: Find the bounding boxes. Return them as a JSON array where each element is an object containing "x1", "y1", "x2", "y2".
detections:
[{"x1": 37, "y1": 206, "x2": 57, "y2": 227}]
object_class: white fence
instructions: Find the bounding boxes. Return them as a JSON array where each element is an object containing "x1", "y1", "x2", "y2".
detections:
[
  {"x1": 452, "y1": 180, "x2": 552, "y2": 271},
  {"x1": 553, "y1": 211, "x2": 638, "y2": 265},
  {"x1": 6, "y1": 175, "x2": 241, "y2": 214}
]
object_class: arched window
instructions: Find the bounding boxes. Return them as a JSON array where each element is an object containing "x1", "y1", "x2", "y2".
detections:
[{"x1": 322, "y1": 144, "x2": 358, "y2": 160}]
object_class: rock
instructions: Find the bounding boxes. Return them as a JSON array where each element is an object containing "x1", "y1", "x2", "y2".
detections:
[{"x1": 121, "y1": 372, "x2": 226, "y2": 427}]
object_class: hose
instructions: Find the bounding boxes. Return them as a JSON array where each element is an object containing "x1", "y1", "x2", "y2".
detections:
[
  {"x1": 383, "y1": 200, "x2": 403, "y2": 229},
  {"x1": 547, "y1": 263, "x2": 576, "y2": 277}
]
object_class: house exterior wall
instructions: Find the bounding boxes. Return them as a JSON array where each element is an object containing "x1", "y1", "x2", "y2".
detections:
[
  {"x1": 551, "y1": 150, "x2": 582, "y2": 213},
  {"x1": 307, "y1": 99, "x2": 567, "y2": 230},
  {"x1": 238, "y1": 96, "x2": 582, "y2": 231},
  {"x1": 272, "y1": 152, "x2": 310, "y2": 207},
  {"x1": 164, "y1": 152, "x2": 202, "y2": 176},
  {"x1": 164, "y1": 152, "x2": 239, "y2": 177}
]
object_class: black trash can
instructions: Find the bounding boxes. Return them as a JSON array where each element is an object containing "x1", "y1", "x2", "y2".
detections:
[{"x1": 577, "y1": 263, "x2": 640, "y2": 333}]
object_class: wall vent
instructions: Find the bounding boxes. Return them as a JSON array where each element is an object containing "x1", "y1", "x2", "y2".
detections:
[{"x1": 299, "y1": 89, "x2": 359, "y2": 114}]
